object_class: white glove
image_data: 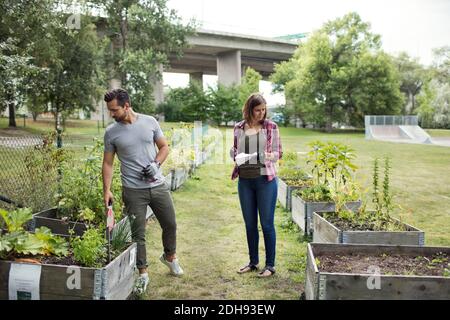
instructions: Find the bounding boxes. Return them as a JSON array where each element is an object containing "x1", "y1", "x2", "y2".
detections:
[{"x1": 235, "y1": 152, "x2": 257, "y2": 166}]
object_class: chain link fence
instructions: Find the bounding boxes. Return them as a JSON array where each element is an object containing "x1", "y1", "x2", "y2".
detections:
[{"x1": 0, "y1": 133, "x2": 60, "y2": 212}]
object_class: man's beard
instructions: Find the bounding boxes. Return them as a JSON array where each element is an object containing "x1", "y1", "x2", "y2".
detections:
[{"x1": 114, "y1": 111, "x2": 128, "y2": 122}]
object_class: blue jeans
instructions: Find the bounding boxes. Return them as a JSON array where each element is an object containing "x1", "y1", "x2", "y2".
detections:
[{"x1": 238, "y1": 176, "x2": 277, "y2": 268}]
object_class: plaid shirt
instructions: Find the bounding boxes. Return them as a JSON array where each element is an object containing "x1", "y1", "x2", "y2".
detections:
[{"x1": 231, "y1": 119, "x2": 283, "y2": 181}]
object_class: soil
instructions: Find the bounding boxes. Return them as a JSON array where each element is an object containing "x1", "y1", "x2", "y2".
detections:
[
  {"x1": 4, "y1": 252, "x2": 110, "y2": 267},
  {"x1": 316, "y1": 252, "x2": 450, "y2": 277},
  {"x1": 321, "y1": 212, "x2": 407, "y2": 232}
]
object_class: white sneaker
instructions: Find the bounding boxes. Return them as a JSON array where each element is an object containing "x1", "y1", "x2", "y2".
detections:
[
  {"x1": 159, "y1": 253, "x2": 184, "y2": 276},
  {"x1": 133, "y1": 273, "x2": 149, "y2": 294}
]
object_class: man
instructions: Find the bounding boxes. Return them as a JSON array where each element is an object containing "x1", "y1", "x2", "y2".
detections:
[{"x1": 102, "y1": 88, "x2": 183, "y2": 295}]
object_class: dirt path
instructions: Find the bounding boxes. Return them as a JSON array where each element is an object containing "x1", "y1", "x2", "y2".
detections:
[{"x1": 144, "y1": 163, "x2": 306, "y2": 300}]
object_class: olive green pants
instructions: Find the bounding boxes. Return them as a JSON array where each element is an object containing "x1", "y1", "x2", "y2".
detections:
[{"x1": 122, "y1": 182, "x2": 177, "y2": 269}]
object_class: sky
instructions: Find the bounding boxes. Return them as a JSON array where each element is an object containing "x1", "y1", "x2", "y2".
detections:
[{"x1": 163, "y1": 0, "x2": 450, "y2": 105}]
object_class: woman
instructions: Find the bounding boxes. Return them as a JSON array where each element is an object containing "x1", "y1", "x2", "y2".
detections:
[{"x1": 230, "y1": 93, "x2": 282, "y2": 277}]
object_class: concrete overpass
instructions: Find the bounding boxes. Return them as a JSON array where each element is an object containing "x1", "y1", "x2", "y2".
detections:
[
  {"x1": 167, "y1": 29, "x2": 297, "y2": 84},
  {"x1": 92, "y1": 28, "x2": 298, "y2": 120},
  {"x1": 151, "y1": 29, "x2": 298, "y2": 104}
]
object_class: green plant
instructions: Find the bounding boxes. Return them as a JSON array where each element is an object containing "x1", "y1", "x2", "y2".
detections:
[
  {"x1": 371, "y1": 156, "x2": 395, "y2": 223},
  {"x1": 0, "y1": 208, "x2": 33, "y2": 232},
  {"x1": 57, "y1": 138, "x2": 123, "y2": 225},
  {"x1": 33, "y1": 227, "x2": 69, "y2": 256},
  {"x1": 302, "y1": 141, "x2": 359, "y2": 202},
  {"x1": 0, "y1": 208, "x2": 68, "y2": 259},
  {"x1": 71, "y1": 227, "x2": 106, "y2": 268},
  {"x1": 278, "y1": 166, "x2": 312, "y2": 187},
  {"x1": 296, "y1": 184, "x2": 333, "y2": 202},
  {"x1": 111, "y1": 216, "x2": 134, "y2": 254}
]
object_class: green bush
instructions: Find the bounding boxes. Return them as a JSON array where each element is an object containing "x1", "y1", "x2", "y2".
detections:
[{"x1": 72, "y1": 227, "x2": 106, "y2": 268}]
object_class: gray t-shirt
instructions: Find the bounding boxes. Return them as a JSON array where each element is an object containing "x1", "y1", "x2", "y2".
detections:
[{"x1": 104, "y1": 113, "x2": 165, "y2": 189}]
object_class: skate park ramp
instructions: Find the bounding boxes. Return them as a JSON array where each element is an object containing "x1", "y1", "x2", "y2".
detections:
[{"x1": 365, "y1": 115, "x2": 450, "y2": 147}]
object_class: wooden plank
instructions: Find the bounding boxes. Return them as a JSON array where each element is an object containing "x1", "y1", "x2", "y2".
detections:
[
  {"x1": 343, "y1": 230, "x2": 424, "y2": 246},
  {"x1": 322, "y1": 273, "x2": 450, "y2": 300},
  {"x1": 277, "y1": 179, "x2": 288, "y2": 209},
  {"x1": 32, "y1": 208, "x2": 87, "y2": 236},
  {"x1": 313, "y1": 213, "x2": 341, "y2": 243},
  {"x1": 106, "y1": 271, "x2": 136, "y2": 300},
  {"x1": 172, "y1": 168, "x2": 187, "y2": 190},
  {"x1": 304, "y1": 244, "x2": 319, "y2": 300},
  {"x1": 104, "y1": 243, "x2": 137, "y2": 296},
  {"x1": 291, "y1": 195, "x2": 306, "y2": 233},
  {"x1": 0, "y1": 263, "x2": 10, "y2": 299},
  {"x1": 39, "y1": 263, "x2": 96, "y2": 299},
  {"x1": 165, "y1": 172, "x2": 172, "y2": 190}
]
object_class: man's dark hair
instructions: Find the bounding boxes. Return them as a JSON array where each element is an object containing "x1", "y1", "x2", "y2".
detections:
[{"x1": 104, "y1": 88, "x2": 131, "y2": 107}]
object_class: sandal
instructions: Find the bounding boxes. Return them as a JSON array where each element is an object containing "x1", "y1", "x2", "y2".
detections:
[
  {"x1": 257, "y1": 266, "x2": 275, "y2": 278},
  {"x1": 237, "y1": 264, "x2": 258, "y2": 274}
]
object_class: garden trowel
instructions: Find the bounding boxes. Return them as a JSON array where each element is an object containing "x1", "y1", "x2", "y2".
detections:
[{"x1": 106, "y1": 199, "x2": 115, "y2": 263}]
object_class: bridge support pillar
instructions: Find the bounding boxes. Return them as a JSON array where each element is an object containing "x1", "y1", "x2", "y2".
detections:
[
  {"x1": 151, "y1": 64, "x2": 165, "y2": 106},
  {"x1": 217, "y1": 50, "x2": 241, "y2": 86}
]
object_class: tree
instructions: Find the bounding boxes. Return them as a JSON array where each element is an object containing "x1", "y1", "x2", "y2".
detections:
[
  {"x1": 41, "y1": 14, "x2": 106, "y2": 130},
  {"x1": 271, "y1": 12, "x2": 403, "y2": 131},
  {"x1": 0, "y1": 41, "x2": 38, "y2": 127},
  {"x1": 431, "y1": 46, "x2": 449, "y2": 85},
  {"x1": 415, "y1": 46, "x2": 450, "y2": 128},
  {"x1": 208, "y1": 84, "x2": 240, "y2": 126},
  {"x1": 270, "y1": 52, "x2": 308, "y2": 127},
  {"x1": 416, "y1": 80, "x2": 436, "y2": 128},
  {"x1": 97, "y1": 0, "x2": 196, "y2": 114},
  {"x1": 180, "y1": 82, "x2": 210, "y2": 122},
  {"x1": 392, "y1": 52, "x2": 427, "y2": 114},
  {"x1": 0, "y1": 0, "x2": 56, "y2": 127},
  {"x1": 239, "y1": 67, "x2": 262, "y2": 107}
]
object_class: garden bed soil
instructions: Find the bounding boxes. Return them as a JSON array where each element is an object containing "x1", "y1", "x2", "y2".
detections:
[
  {"x1": 317, "y1": 252, "x2": 449, "y2": 277},
  {"x1": 322, "y1": 213, "x2": 408, "y2": 231}
]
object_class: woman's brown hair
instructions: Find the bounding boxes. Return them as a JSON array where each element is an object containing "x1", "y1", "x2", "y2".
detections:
[{"x1": 242, "y1": 93, "x2": 267, "y2": 123}]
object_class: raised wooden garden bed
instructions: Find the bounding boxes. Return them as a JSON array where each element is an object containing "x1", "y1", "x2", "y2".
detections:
[
  {"x1": 30, "y1": 208, "x2": 87, "y2": 236},
  {"x1": 291, "y1": 195, "x2": 360, "y2": 236},
  {"x1": 164, "y1": 171, "x2": 173, "y2": 190},
  {"x1": 305, "y1": 243, "x2": 450, "y2": 300},
  {"x1": 313, "y1": 212, "x2": 425, "y2": 246},
  {"x1": 30, "y1": 208, "x2": 129, "y2": 237},
  {"x1": 277, "y1": 178, "x2": 304, "y2": 212},
  {"x1": 0, "y1": 243, "x2": 137, "y2": 300},
  {"x1": 171, "y1": 167, "x2": 187, "y2": 191}
]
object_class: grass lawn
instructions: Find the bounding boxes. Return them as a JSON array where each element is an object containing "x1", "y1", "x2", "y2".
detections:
[
  {"x1": 426, "y1": 129, "x2": 450, "y2": 137},
  {"x1": 145, "y1": 162, "x2": 306, "y2": 300},
  {"x1": 277, "y1": 127, "x2": 450, "y2": 246}
]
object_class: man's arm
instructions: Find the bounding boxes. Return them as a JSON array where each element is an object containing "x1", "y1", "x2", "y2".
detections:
[
  {"x1": 154, "y1": 136, "x2": 169, "y2": 165},
  {"x1": 102, "y1": 151, "x2": 115, "y2": 207}
]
